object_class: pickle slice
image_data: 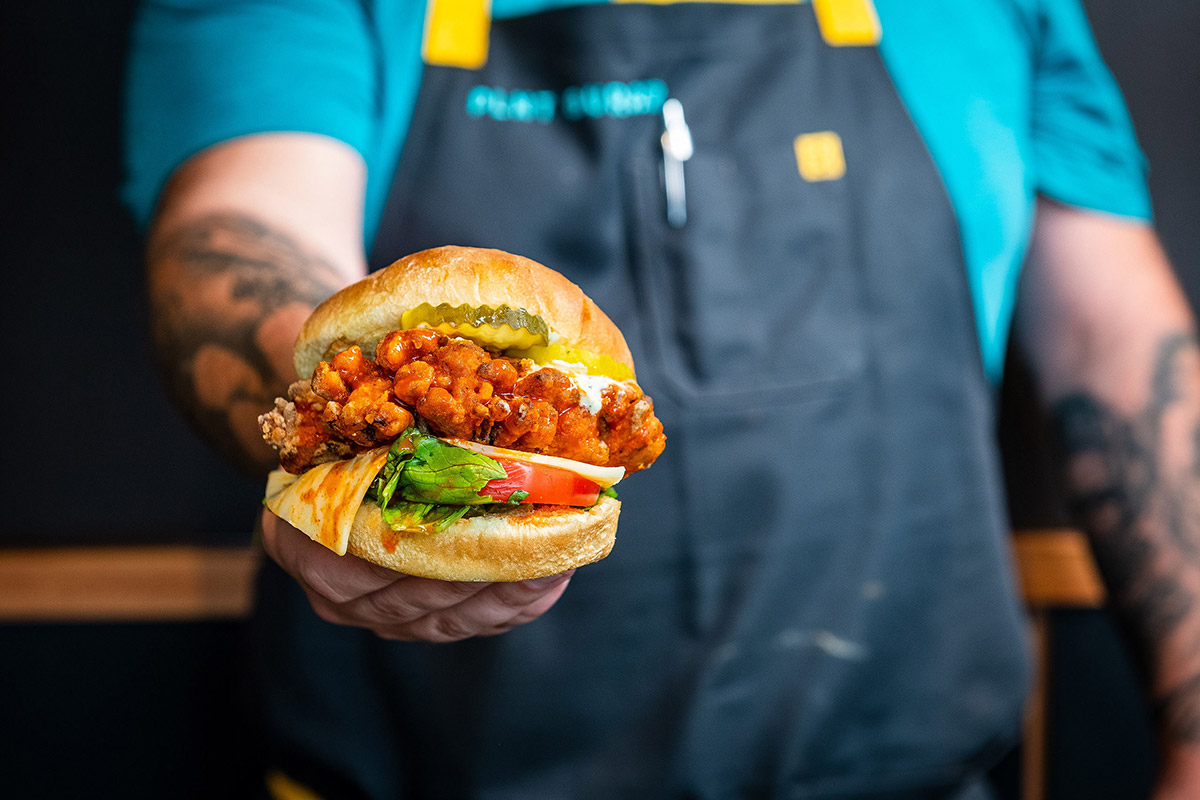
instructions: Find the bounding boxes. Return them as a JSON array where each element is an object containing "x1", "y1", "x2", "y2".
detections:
[
  {"x1": 506, "y1": 343, "x2": 634, "y2": 381},
  {"x1": 400, "y1": 303, "x2": 549, "y2": 350}
]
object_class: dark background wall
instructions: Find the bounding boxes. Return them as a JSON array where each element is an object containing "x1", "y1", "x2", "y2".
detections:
[
  {"x1": 0, "y1": 1, "x2": 1196, "y2": 797},
  {"x1": 1, "y1": 4, "x2": 262, "y2": 797},
  {"x1": 2, "y1": 4, "x2": 264, "y2": 544}
]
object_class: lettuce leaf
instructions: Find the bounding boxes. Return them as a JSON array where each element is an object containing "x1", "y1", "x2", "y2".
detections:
[
  {"x1": 396, "y1": 434, "x2": 505, "y2": 505},
  {"x1": 380, "y1": 499, "x2": 472, "y2": 533},
  {"x1": 366, "y1": 428, "x2": 505, "y2": 533},
  {"x1": 363, "y1": 428, "x2": 614, "y2": 534}
]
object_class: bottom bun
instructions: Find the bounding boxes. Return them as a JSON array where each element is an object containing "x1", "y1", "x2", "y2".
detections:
[{"x1": 344, "y1": 497, "x2": 621, "y2": 582}]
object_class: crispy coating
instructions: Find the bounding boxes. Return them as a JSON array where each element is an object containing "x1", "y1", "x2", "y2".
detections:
[
  {"x1": 313, "y1": 346, "x2": 414, "y2": 448},
  {"x1": 263, "y1": 330, "x2": 665, "y2": 474},
  {"x1": 258, "y1": 380, "x2": 353, "y2": 474}
]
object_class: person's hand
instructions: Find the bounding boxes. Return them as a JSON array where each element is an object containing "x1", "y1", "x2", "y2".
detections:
[{"x1": 260, "y1": 509, "x2": 574, "y2": 642}]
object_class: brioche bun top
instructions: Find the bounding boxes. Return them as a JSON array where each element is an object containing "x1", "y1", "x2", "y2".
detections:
[{"x1": 295, "y1": 246, "x2": 633, "y2": 378}]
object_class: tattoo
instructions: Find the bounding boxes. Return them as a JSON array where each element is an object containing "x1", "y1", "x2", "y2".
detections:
[
  {"x1": 1053, "y1": 332, "x2": 1200, "y2": 743},
  {"x1": 146, "y1": 213, "x2": 347, "y2": 474}
]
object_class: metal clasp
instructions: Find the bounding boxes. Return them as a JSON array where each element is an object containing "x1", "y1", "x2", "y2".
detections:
[{"x1": 660, "y1": 98, "x2": 693, "y2": 228}]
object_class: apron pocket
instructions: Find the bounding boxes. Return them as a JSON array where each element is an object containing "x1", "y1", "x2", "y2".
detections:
[{"x1": 626, "y1": 146, "x2": 865, "y2": 411}]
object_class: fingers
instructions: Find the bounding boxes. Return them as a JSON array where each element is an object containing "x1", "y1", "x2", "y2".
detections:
[
  {"x1": 262, "y1": 509, "x2": 575, "y2": 642},
  {"x1": 329, "y1": 570, "x2": 575, "y2": 642},
  {"x1": 347, "y1": 575, "x2": 491, "y2": 623},
  {"x1": 261, "y1": 509, "x2": 401, "y2": 602},
  {"x1": 394, "y1": 571, "x2": 575, "y2": 642},
  {"x1": 476, "y1": 575, "x2": 574, "y2": 637}
]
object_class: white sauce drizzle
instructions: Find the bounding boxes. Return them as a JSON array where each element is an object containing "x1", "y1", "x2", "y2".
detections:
[{"x1": 541, "y1": 360, "x2": 623, "y2": 414}]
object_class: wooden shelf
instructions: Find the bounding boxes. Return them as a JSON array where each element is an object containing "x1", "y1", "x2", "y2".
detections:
[{"x1": 0, "y1": 546, "x2": 260, "y2": 622}]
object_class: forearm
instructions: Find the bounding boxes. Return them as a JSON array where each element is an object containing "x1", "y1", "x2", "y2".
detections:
[
  {"x1": 1050, "y1": 329, "x2": 1200, "y2": 743},
  {"x1": 146, "y1": 212, "x2": 351, "y2": 474},
  {"x1": 141, "y1": 134, "x2": 367, "y2": 474},
  {"x1": 1022, "y1": 201, "x2": 1200, "y2": 751}
]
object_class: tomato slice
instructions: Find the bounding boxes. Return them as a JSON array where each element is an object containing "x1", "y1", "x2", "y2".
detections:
[{"x1": 481, "y1": 458, "x2": 602, "y2": 506}]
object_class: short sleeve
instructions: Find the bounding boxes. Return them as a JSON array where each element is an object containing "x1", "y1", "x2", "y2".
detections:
[
  {"x1": 1030, "y1": 0, "x2": 1152, "y2": 220},
  {"x1": 122, "y1": 0, "x2": 376, "y2": 229}
]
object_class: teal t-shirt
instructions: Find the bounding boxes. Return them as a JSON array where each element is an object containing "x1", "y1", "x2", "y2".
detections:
[{"x1": 124, "y1": 0, "x2": 1151, "y2": 381}]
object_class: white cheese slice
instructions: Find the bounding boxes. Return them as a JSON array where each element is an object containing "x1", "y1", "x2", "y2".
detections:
[
  {"x1": 265, "y1": 468, "x2": 299, "y2": 500},
  {"x1": 263, "y1": 446, "x2": 390, "y2": 555},
  {"x1": 444, "y1": 438, "x2": 625, "y2": 488}
]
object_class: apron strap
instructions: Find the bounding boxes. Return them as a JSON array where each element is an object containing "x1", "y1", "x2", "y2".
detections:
[
  {"x1": 813, "y1": 0, "x2": 881, "y2": 46},
  {"x1": 420, "y1": 0, "x2": 880, "y2": 70}
]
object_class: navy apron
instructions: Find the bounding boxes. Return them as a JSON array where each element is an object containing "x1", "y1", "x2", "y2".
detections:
[{"x1": 255, "y1": 3, "x2": 1030, "y2": 798}]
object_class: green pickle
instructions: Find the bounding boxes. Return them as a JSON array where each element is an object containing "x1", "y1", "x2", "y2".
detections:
[
  {"x1": 400, "y1": 303, "x2": 549, "y2": 350},
  {"x1": 399, "y1": 303, "x2": 633, "y2": 381}
]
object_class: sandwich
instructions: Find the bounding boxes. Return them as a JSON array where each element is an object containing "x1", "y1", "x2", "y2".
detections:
[{"x1": 258, "y1": 246, "x2": 666, "y2": 581}]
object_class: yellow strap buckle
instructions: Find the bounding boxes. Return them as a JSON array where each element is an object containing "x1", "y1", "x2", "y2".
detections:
[
  {"x1": 423, "y1": 0, "x2": 879, "y2": 69},
  {"x1": 266, "y1": 771, "x2": 325, "y2": 800},
  {"x1": 423, "y1": 0, "x2": 492, "y2": 69},
  {"x1": 812, "y1": 0, "x2": 881, "y2": 46}
]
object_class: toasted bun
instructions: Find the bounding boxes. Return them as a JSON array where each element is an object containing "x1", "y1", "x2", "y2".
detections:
[
  {"x1": 295, "y1": 246, "x2": 633, "y2": 378},
  {"x1": 345, "y1": 496, "x2": 620, "y2": 581}
]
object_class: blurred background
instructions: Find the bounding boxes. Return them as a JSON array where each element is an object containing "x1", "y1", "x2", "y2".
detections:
[{"x1": 1, "y1": 1, "x2": 1196, "y2": 797}]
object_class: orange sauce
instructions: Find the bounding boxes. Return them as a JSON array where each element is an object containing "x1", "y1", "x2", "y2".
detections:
[{"x1": 381, "y1": 528, "x2": 399, "y2": 553}]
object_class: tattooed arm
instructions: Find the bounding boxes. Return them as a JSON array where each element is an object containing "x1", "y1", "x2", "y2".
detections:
[
  {"x1": 1018, "y1": 198, "x2": 1200, "y2": 794},
  {"x1": 144, "y1": 134, "x2": 577, "y2": 637},
  {"x1": 146, "y1": 133, "x2": 368, "y2": 474}
]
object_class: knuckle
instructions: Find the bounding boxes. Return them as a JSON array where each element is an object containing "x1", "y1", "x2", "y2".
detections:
[
  {"x1": 427, "y1": 579, "x2": 488, "y2": 608},
  {"x1": 360, "y1": 586, "x2": 421, "y2": 622},
  {"x1": 296, "y1": 561, "x2": 364, "y2": 605},
  {"x1": 490, "y1": 581, "x2": 540, "y2": 607},
  {"x1": 297, "y1": 561, "x2": 344, "y2": 602},
  {"x1": 425, "y1": 613, "x2": 475, "y2": 643},
  {"x1": 507, "y1": 609, "x2": 542, "y2": 628},
  {"x1": 502, "y1": 576, "x2": 568, "y2": 605},
  {"x1": 400, "y1": 578, "x2": 482, "y2": 614},
  {"x1": 478, "y1": 625, "x2": 515, "y2": 638}
]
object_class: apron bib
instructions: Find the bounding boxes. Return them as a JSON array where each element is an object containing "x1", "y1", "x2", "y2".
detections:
[{"x1": 258, "y1": 4, "x2": 1030, "y2": 797}]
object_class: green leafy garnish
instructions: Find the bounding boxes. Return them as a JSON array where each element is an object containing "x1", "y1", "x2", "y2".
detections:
[
  {"x1": 366, "y1": 428, "x2": 507, "y2": 533},
  {"x1": 381, "y1": 499, "x2": 472, "y2": 532},
  {"x1": 362, "y1": 427, "x2": 616, "y2": 533},
  {"x1": 394, "y1": 434, "x2": 505, "y2": 504}
]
